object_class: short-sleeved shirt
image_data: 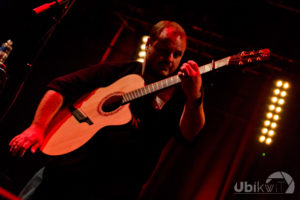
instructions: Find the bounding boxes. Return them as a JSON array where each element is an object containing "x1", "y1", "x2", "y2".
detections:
[{"x1": 34, "y1": 61, "x2": 188, "y2": 200}]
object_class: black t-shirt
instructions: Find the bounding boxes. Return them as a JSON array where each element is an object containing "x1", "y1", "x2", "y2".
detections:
[{"x1": 35, "y1": 61, "x2": 188, "y2": 200}]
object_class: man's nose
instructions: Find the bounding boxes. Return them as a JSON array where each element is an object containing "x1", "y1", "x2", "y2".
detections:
[{"x1": 167, "y1": 53, "x2": 174, "y2": 62}]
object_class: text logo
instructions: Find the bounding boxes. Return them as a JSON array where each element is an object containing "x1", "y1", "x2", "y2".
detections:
[{"x1": 234, "y1": 171, "x2": 295, "y2": 194}]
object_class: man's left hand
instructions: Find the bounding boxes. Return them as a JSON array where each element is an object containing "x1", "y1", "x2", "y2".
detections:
[{"x1": 178, "y1": 60, "x2": 202, "y2": 102}]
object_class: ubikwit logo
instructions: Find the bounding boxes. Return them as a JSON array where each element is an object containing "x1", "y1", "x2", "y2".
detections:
[{"x1": 234, "y1": 171, "x2": 295, "y2": 194}]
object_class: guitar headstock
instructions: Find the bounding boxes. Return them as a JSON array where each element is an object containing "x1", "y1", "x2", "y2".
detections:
[{"x1": 229, "y1": 49, "x2": 270, "y2": 66}]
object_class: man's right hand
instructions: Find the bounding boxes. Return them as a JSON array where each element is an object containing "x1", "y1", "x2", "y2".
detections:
[
  {"x1": 9, "y1": 125, "x2": 44, "y2": 157},
  {"x1": 9, "y1": 90, "x2": 64, "y2": 157}
]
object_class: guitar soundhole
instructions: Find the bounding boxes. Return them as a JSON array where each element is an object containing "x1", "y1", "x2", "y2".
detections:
[{"x1": 101, "y1": 93, "x2": 123, "y2": 113}]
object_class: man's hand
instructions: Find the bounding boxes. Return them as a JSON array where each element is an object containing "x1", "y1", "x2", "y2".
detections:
[
  {"x1": 178, "y1": 60, "x2": 202, "y2": 102},
  {"x1": 9, "y1": 125, "x2": 44, "y2": 157},
  {"x1": 9, "y1": 90, "x2": 64, "y2": 157}
]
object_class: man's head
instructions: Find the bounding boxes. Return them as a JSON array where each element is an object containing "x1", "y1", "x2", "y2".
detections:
[{"x1": 144, "y1": 20, "x2": 187, "y2": 80}]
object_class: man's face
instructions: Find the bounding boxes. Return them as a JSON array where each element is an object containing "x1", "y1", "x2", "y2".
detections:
[{"x1": 145, "y1": 27, "x2": 186, "y2": 79}]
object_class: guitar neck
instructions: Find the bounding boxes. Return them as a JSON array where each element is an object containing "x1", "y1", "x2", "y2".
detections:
[{"x1": 121, "y1": 56, "x2": 231, "y2": 104}]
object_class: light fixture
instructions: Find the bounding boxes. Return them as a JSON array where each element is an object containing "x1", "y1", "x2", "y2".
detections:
[
  {"x1": 258, "y1": 80, "x2": 290, "y2": 145},
  {"x1": 136, "y1": 35, "x2": 149, "y2": 63}
]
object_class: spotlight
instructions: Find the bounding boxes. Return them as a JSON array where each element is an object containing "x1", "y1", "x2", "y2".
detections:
[
  {"x1": 274, "y1": 89, "x2": 280, "y2": 95},
  {"x1": 259, "y1": 135, "x2": 266, "y2": 143},
  {"x1": 258, "y1": 80, "x2": 290, "y2": 145},
  {"x1": 283, "y1": 82, "x2": 289, "y2": 89},
  {"x1": 270, "y1": 122, "x2": 277, "y2": 128},
  {"x1": 261, "y1": 128, "x2": 268, "y2": 134},
  {"x1": 273, "y1": 114, "x2": 279, "y2": 121},
  {"x1": 266, "y1": 112, "x2": 273, "y2": 118},
  {"x1": 264, "y1": 120, "x2": 271, "y2": 126},
  {"x1": 278, "y1": 99, "x2": 285, "y2": 105},
  {"x1": 142, "y1": 35, "x2": 149, "y2": 43},
  {"x1": 268, "y1": 130, "x2": 275, "y2": 136},
  {"x1": 276, "y1": 80, "x2": 283, "y2": 87},
  {"x1": 280, "y1": 91, "x2": 287, "y2": 97},
  {"x1": 265, "y1": 137, "x2": 272, "y2": 145},
  {"x1": 136, "y1": 35, "x2": 149, "y2": 63},
  {"x1": 271, "y1": 96, "x2": 278, "y2": 103},
  {"x1": 275, "y1": 107, "x2": 282, "y2": 113},
  {"x1": 269, "y1": 104, "x2": 275, "y2": 111}
]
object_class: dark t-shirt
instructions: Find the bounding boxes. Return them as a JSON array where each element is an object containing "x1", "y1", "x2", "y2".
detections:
[{"x1": 34, "y1": 61, "x2": 188, "y2": 200}]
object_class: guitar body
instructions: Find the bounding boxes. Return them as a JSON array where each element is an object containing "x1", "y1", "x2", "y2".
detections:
[{"x1": 40, "y1": 74, "x2": 145, "y2": 156}]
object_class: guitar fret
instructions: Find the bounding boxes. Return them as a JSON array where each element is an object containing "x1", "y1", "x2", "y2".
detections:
[
  {"x1": 159, "y1": 81, "x2": 163, "y2": 89},
  {"x1": 140, "y1": 88, "x2": 144, "y2": 96},
  {"x1": 129, "y1": 92, "x2": 134, "y2": 100},
  {"x1": 137, "y1": 88, "x2": 142, "y2": 97},
  {"x1": 163, "y1": 80, "x2": 167, "y2": 88},
  {"x1": 123, "y1": 94, "x2": 128, "y2": 103},
  {"x1": 148, "y1": 84, "x2": 152, "y2": 92},
  {"x1": 152, "y1": 83, "x2": 157, "y2": 92},
  {"x1": 133, "y1": 91, "x2": 137, "y2": 99},
  {"x1": 144, "y1": 85, "x2": 149, "y2": 94}
]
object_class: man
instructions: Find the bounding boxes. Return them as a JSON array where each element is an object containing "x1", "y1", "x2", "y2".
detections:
[{"x1": 9, "y1": 20, "x2": 205, "y2": 199}]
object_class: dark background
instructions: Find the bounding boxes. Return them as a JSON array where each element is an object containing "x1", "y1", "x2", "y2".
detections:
[{"x1": 0, "y1": 0, "x2": 299, "y2": 199}]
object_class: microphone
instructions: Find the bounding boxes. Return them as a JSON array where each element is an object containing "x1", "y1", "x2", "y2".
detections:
[{"x1": 32, "y1": 0, "x2": 67, "y2": 15}]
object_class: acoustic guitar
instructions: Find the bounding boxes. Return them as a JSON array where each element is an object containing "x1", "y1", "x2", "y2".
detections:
[{"x1": 40, "y1": 49, "x2": 270, "y2": 156}]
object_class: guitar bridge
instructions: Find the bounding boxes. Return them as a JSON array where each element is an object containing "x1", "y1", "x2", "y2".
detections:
[{"x1": 69, "y1": 106, "x2": 93, "y2": 125}]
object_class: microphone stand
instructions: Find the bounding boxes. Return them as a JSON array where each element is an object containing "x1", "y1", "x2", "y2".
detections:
[{"x1": 0, "y1": 0, "x2": 77, "y2": 122}]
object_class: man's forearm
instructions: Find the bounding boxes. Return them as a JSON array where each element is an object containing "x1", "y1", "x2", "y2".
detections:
[
  {"x1": 31, "y1": 90, "x2": 64, "y2": 131},
  {"x1": 179, "y1": 99, "x2": 205, "y2": 142}
]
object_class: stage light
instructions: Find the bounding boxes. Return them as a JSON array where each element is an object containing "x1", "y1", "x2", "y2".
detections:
[
  {"x1": 266, "y1": 137, "x2": 272, "y2": 145},
  {"x1": 278, "y1": 99, "x2": 285, "y2": 105},
  {"x1": 280, "y1": 91, "x2": 287, "y2": 97},
  {"x1": 259, "y1": 135, "x2": 266, "y2": 143},
  {"x1": 269, "y1": 104, "x2": 275, "y2": 111},
  {"x1": 274, "y1": 89, "x2": 280, "y2": 95},
  {"x1": 275, "y1": 107, "x2": 282, "y2": 113},
  {"x1": 261, "y1": 128, "x2": 268, "y2": 134},
  {"x1": 142, "y1": 35, "x2": 149, "y2": 43},
  {"x1": 276, "y1": 80, "x2": 283, "y2": 87},
  {"x1": 136, "y1": 35, "x2": 149, "y2": 63},
  {"x1": 271, "y1": 96, "x2": 278, "y2": 103},
  {"x1": 273, "y1": 114, "x2": 279, "y2": 121},
  {"x1": 266, "y1": 112, "x2": 273, "y2": 118},
  {"x1": 271, "y1": 122, "x2": 277, "y2": 128},
  {"x1": 264, "y1": 120, "x2": 271, "y2": 126},
  {"x1": 140, "y1": 44, "x2": 146, "y2": 50},
  {"x1": 259, "y1": 80, "x2": 290, "y2": 145},
  {"x1": 268, "y1": 130, "x2": 275, "y2": 136},
  {"x1": 138, "y1": 51, "x2": 146, "y2": 57},
  {"x1": 283, "y1": 82, "x2": 289, "y2": 89},
  {"x1": 136, "y1": 58, "x2": 144, "y2": 63}
]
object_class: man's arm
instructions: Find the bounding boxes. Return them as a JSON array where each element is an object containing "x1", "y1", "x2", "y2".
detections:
[
  {"x1": 9, "y1": 90, "x2": 64, "y2": 157},
  {"x1": 179, "y1": 97, "x2": 205, "y2": 142},
  {"x1": 179, "y1": 60, "x2": 205, "y2": 141}
]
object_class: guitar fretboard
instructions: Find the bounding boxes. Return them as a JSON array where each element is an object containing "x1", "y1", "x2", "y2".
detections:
[{"x1": 121, "y1": 56, "x2": 230, "y2": 104}]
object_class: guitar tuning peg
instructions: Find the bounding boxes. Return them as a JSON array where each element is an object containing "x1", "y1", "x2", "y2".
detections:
[{"x1": 240, "y1": 51, "x2": 246, "y2": 56}]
